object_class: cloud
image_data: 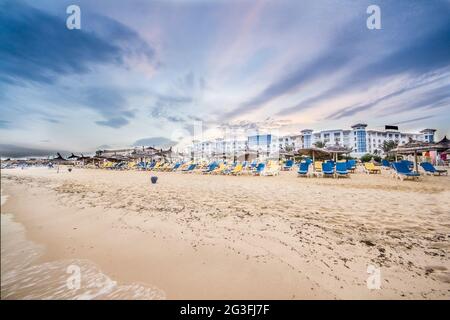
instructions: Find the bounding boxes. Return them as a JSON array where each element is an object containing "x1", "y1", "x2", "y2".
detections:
[
  {"x1": 391, "y1": 116, "x2": 436, "y2": 126},
  {"x1": 325, "y1": 76, "x2": 450, "y2": 120},
  {"x1": 95, "y1": 117, "x2": 130, "y2": 128},
  {"x1": 43, "y1": 118, "x2": 60, "y2": 124},
  {"x1": 133, "y1": 137, "x2": 176, "y2": 148},
  {"x1": 0, "y1": 120, "x2": 11, "y2": 129},
  {"x1": 278, "y1": 20, "x2": 450, "y2": 118},
  {"x1": 0, "y1": 1, "x2": 155, "y2": 85}
]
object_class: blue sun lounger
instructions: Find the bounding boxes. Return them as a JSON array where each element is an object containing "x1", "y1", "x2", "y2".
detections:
[
  {"x1": 335, "y1": 162, "x2": 349, "y2": 178},
  {"x1": 283, "y1": 159, "x2": 294, "y2": 171},
  {"x1": 253, "y1": 163, "x2": 265, "y2": 175},
  {"x1": 297, "y1": 162, "x2": 310, "y2": 177},
  {"x1": 346, "y1": 159, "x2": 356, "y2": 172},
  {"x1": 171, "y1": 162, "x2": 181, "y2": 171},
  {"x1": 392, "y1": 162, "x2": 420, "y2": 180},
  {"x1": 202, "y1": 162, "x2": 218, "y2": 174},
  {"x1": 400, "y1": 160, "x2": 413, "y2": 169},
  {"x1": 322, "y1": 162, "x2": 334, "y2": 177},
  {"x1": 381, "y1": 159, "x2": 391, "y2": 169},
  {"x1": 182, "y1": 163, "x2": 196, "y2": 173},
  {"x1": 420, "y1": 162, "x2": 448, "y2": 176}
]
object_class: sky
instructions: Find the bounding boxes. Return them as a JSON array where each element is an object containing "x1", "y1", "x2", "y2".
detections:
[{"x1": 1, "y1": 0, "x2": 449, "y2": 157}]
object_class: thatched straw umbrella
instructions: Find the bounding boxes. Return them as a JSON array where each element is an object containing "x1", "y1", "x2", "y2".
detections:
[
  {"x1": 392, "y1": 140, "x2": 438, "y2": 173},
  {"x1": 51, "y1": 152, "x2": 69, "y2": 164},
  {"x1": 324, "y1": 145, "x2": 353, "y2": 161},
  {"x1": 296, "y1": 147, "x2": 330, "y2": 172}
]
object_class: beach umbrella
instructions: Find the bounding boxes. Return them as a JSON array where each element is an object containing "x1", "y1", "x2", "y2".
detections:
[
  {"x1": 51, "y1": 152, "x2": 69, "y2": 164},
  {"x1": 296, "y1": 148, "x2": 330, "y2": 172},
  {"x1": 392, "y1": 140, "x2": 438, "y2": 173},
  {"x1": 324, "y1": 145, "x2": 353, "y2": 161}
]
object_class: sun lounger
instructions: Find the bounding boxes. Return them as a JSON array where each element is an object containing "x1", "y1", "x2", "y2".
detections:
[
  {"x1": 230, "y1": 163, "x2": 243, "y2": 175},
  {"x1": 392, "y1": 162, "x2": 420, "y2": 180},
  {"x1": 171, "y1": 162, "x2": 181, "y2": 171},
  {"x1": 262, "y1": 163, "x2": 280, "y2": 176},
  {"x1": 202, "y1": 162, "x2": 218, "y2": 174},
  {"x1": 253, "y1": 163, "x2": 265, "y2": 176},
  {"x1": 420, "y1": 162, "x2": 448, "y2": 176},
  {"x1": 364, "y1": 162, "x2": 381, "y2": 174},
  {"x1": 282, "y1": 159, "x2": 294, "y2": 171},
  {"x1": 335, "y1": 162, "x2": 349, "y2": 178},
  {"x1": 381, "y1": 159, "x2": 391, "y2": 169},
  {"x1": 314, "y1": 161, "x2": 323, "y2": 172},
  {"x1": 210, "y1": 163, "x2": 225, "y2": 174},
  {"x1": 400, "y1": 160, "x2": 413, "y2": 169},
  {"x1": 346, "y1": 159, "x2": 356, "y2": 172},
  {"x1": 321, "y1": 162, "x2": 334, "y2": 177},
  {"x1": 297, "y1": 162, "x2": 310, "y2": 177},
  {"x1": 181, "y1": 163, "x2": 196, "y2": 173},
  {"x1": 222, "y1": 162, "x2": 237, "y2": 175}
]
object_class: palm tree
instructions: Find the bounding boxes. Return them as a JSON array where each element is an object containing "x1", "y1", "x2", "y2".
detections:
[
  {"x1": 382, "y1": 140, "x2": 398, "y2": 154},
  {"x1": 314, "y1": 140, "x2": 326, "y2": 148}
]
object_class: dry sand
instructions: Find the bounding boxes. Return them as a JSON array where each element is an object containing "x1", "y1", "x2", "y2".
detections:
[{"x1": 1, "y1": 166, "x2": 449, "y2": 299}]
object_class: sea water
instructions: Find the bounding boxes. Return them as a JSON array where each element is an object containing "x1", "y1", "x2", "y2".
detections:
[{"x1": 0, "y1": 192, "x2": 166, "y2": 300}]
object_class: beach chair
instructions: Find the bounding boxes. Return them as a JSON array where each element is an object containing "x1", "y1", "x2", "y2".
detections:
[
  {"x1": 202, "y1": 162, "x2": 218, "y2": 174},
  {"x1": 321, "y1": 162, "x2": 334, "y2": 178},
  {"x1": 170, "y1": 162, "x2": 181, "y2": 171},
  {"x1": 151, "y1": 162, "x2": 162, "y2": 171},
  {"x1": 253, "y1": 163, "x2": 265, "y2": 176},
  {"x1": 335, "y1": 162, "x2": 349, "y2": 178},
  {"x1": 209, "y1": 163, "x2": 224, "y2": 175},
  {"x1": 392, "y1": 162, "x2": 420, "y2": 181},
  {"x1": 314, "y1": 161, "x2": 323, "y2": 172},
  {"x1": 136, "y1": 161, "x2": 146, "y2": 170},
  {"x1": 297, "y1": 162, "x2": 310, "y2": 177},
  {"x1": 230, "y1": 163, "x2": 243, "y2": 175},
  {"x1": 262, "y1": 162, "x2": 280, "y2": 176},
  {"x1": 223, "y1": 162, "x2": 237, "y2": 175},
  {"x1": 182, "y1": 163, "x2": 196, "y2": 173},
  {"x1": 346, "y1": 159, "x2": 356, "y2": 172},
  {"x1": 145, "y1": 162, "x2": 155, "y2": 170},
  {"x1": 381, "y1": 159, "x2": 391, "y2": 169},
  {"x1": 420, "y1": 162, "x2": 448, "y2": 176},
  {"x1": 364, "y1": 162, "x2": 381, "y2": 174},
  {"x1": 282, "y1": 159, "x2": 294, "y2": 171},
  {"x1": 400, "y1": 160, "x2": 413, "y2": 169}
]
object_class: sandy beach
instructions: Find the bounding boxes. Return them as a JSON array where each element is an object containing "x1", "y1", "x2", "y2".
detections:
[{"x1": 1, "y1": 166, "x2": 449, "y2": 299}]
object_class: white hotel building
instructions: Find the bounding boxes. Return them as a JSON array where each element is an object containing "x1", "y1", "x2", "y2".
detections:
[
  {"x1": 188, "y1": 124, "x2": 436, "y2": 159},
  {"x1": 301, "y1": 124, "x2": 436, "y2": 157}
]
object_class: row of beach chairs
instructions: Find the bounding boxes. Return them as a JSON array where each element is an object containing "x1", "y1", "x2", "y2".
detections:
[{"x1": 138, "y1": 160, "x2": 282, "y2": 176}]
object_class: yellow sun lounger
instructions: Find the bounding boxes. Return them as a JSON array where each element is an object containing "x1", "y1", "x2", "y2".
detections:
[
  {"x1": 230, "y1": 163, "x2": 243, "y2": 175},
  {"x1": 212, "y1": 163, "x2": 226, "y2": 174},
  {"x1": 364, "y1": 162, "x2": 381, "y2": 174},
  {"x1": 314, "y1": 161, "x2": 323, "y2": 172}
]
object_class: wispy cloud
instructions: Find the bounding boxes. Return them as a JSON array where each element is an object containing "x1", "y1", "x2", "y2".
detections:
[{"x1": 1, "y1": 0, "x2": 449, "y2": 151}]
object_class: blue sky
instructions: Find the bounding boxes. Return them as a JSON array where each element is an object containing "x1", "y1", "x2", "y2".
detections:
[{"x1": 1, "y1": 0, "x2": 449, "y2": 155}]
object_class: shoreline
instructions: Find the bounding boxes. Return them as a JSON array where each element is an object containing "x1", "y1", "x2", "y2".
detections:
[{"x1": 1, "y1": 167, "x2": 449, "y2": 299}]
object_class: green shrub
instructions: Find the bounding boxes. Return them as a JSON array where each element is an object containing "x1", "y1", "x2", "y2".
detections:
[{"x1": 360, "y1": 154, "x2": 382, "y2": 163}]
